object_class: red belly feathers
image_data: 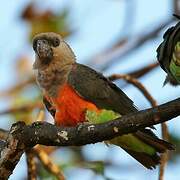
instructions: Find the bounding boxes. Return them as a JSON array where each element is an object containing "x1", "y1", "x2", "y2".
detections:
[{"x1": 49, "y1": 84, "x2": 99, "y2": 126}]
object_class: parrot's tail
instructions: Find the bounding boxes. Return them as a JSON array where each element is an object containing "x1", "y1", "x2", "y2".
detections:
[{"x1": 108, "y1": 129, "x2": 174, "y2": 169}]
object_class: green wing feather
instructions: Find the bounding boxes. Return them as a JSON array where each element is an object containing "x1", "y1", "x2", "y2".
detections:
[
  {"x1": 170, "y1": 42, "x2": 180, "y2": 83},
  {"x1": 85, "y1": 109, "x2": 120, "y2": 124},
  {"x1": 85, "y1": 109, "x2": 156, "y2": 155}
]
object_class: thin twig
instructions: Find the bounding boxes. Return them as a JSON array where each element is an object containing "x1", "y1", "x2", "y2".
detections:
[
  {"x1": 33, "y1": 146, "x2": 65, "y2": 180},
  {"x1": 25, "y1": 110, "x2": 45, "y2": 180},
  {"x1": 159, "y1": 123, "x2": 169, "y2": 180},
  {"x1": 128, "y1": 62, "x2": 159, "y2": 79},
  {"x1": 0, "y1": 102, "x2": 43, "y2": 115},
  {"x1": 33, "y1": 110, "x2": 64, "y2": 179},
  {"x1": 26, "y1": 150, "x2": 37, "y2": 180},
  {"x1": 173, "y1": 0, "x2": 180, "y2": 15},
  {"x1": 0, "y1": 76, "x2": 35, "y2": 98},
  {"x1": 108, "y1": 74, "x2": 156, "y2": 106}
]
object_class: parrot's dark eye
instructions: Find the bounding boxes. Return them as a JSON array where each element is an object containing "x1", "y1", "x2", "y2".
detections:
[{"x1": 53, "y1": 38, "x2": 60, "y2": 47}]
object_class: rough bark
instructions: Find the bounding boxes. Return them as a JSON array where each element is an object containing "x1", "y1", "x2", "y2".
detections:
[{"x1": 0, "y1": 98, "x2": 179, "y2": 179}]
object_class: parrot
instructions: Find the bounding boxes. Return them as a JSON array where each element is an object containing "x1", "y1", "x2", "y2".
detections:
[
  {"x1": 157, "y1": 14, "x2": 180, "y2": 86},
  {"x1": 32, "y1": 32, "x2": 174, "y2": 169}
]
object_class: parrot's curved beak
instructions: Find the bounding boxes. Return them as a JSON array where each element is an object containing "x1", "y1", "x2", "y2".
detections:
[
  {"x1": 36, "y1": 39, "x2": 53, "y2": 62},
  {"x1": 33, "y1": 39, "x2": 53, "y2": 69}
]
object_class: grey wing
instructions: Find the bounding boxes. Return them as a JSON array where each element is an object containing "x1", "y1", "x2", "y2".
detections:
[{"x1": 68, "y1": 63, "x2": 137, "y2": 115}]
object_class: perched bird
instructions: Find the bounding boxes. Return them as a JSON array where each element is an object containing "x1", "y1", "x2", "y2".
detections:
[
  {"x1": 157, "y1": 14, "x2": 180, "y2": 86},
  {"x1": 33, "y1": 32, "x2": 174, "y2": 169}
]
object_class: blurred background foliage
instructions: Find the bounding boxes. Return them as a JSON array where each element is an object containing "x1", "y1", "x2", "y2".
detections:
[{"x1": 0, "y1": 0, "x2": 180, "y2": 179}]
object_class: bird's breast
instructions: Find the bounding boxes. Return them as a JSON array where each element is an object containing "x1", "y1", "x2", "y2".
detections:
[{"x1": 50, "y1": 83, "x2": 99, "y2": 126}]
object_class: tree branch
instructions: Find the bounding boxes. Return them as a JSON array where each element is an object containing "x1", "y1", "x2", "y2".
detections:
[
  {"x1": 108, "y1": 74, "x2": 157, "y2": 107},
  {"x1": 128, "y1": 62, "x2": 159, "y2": 79},
  {"x1": 87, "y1": 19, "x2": 173, "y2": 70},
  {"x1": 0, "y1": 98, "x2": 179, "y2": 179}
]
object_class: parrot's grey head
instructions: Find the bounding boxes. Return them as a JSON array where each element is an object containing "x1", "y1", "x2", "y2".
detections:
[{"x1": 32, "y1": 32, "x2": 76, "y2": 69}]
